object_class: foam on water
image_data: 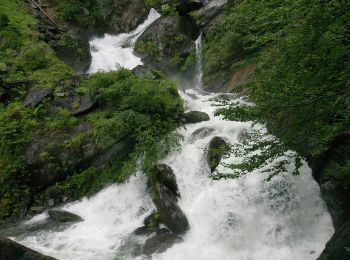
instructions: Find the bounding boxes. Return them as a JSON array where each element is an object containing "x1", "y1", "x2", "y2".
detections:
[
  {"x1": 88, "y1": 9, "x2": 160, "y2": 73},
  {"x1": 10, "y1": 12, "x2": 334, "y2": 260}
]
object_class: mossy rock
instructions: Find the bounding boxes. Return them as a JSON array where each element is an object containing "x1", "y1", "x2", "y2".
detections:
[
  {"x1": 207, "y1": 136, "x2": 230, "y2": 172},
  {"x1": 135, "y1": 15, "x2": 199, "y2": 73},
  {"x1": 184, "y1": 111, "x2": 210, "y2": 124}
]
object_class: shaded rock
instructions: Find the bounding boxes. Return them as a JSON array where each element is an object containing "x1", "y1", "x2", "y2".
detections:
[
  {"x1": 152, "y1": 182, "x2": 189, "y2": 234},
  {"x1": 0, "y1": 236, "x2": 56, "y2": 260},
  {"x1": 48, "y1": 210, "x2": 83, "y2": 223},
  {"x1": 53, "y1": 31, "x2": 92, "y2": 73},
  {"x1": 317, "y1": 219, "x2": 350, "y2": 260},
  {"x1": 135, "y1": 15, "x2": 199, "y2": 73},
  {"x1": 143, "y1": 232, "x2": 183, "y2": 255},
  {"x1": 22, "y1": 87, "x2": 52, "y2": 107},
  {"x1": 184, "y1": 111, "x2": 210, "y2": 124},
  {"x1": 132, "y1": 65, "x2": 150, "y2": 76},
  {"x1": 154, "y1": 164, "x2": 179, "y2": 197},
  {"x1": 191, "y1": 127, "x2": 215, "y2": 141},
  {"x1": 132, "y1": 226, "x2": 153, "y2": 236},
  {"x1": 207, "y1": 136, "x2": 230, "y2": 172},
  {"x1": 49, "y1": 93, "x2": 97, "y2": 116},
  {"x1": 320, "y1": 180, "x2": 348, "y2": 229},
  {"x1": 117, "y1": 236, "x2": 144, "y2": 258},
  {"x1": 92, "y1": 135, "x2": 135, "y2": 169}
]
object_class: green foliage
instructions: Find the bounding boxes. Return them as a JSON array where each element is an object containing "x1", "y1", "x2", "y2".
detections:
[{"x1": 209, "y1": 0, "x2": 350, "y2": 182}]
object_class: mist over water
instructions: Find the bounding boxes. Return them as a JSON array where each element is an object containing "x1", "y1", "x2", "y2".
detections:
[{"x1": 10, "y1": 8, "x2": 334, "y2": 260}]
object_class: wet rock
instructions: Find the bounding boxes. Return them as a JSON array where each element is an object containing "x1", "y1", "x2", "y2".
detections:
[
  {"x1": 135, "y1": 15, "x2": 199, "y2": 73},
  {"x1": 0, "y1": 236, "x2": 57, "y2": 259},
  {"x1": 184, "y1": 111, "x2": 210, "y2": 124},
  {"x1": 48, "y1": 210, "x2": 83, "y2": 223},
  {"x1": 317, "y1": 219, "x2": 350, "y2": 260},
  {"x1": 22, "y1": 87, "x2": 52, "y2": 107},
  {"x1": 191, "y1": 127, "x2": 215, "y2": 141},
  {"x1": 154, "y1": 164, "x2": 179, "y2": 197},
  {"x1": 207, "y1": 136, "x2": 230, "y2": 172},
  {"x1": 152, "y1": 182, "x2": 189, "y2": 234},
  {"x1": 132, "y1": 226, "x2": 153, "y2": 236},
  {"x1": 143, "y1": 232, "x2": 183, "y2": 255}
]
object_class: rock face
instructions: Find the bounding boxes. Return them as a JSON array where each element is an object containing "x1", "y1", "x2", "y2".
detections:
[
  {"x1": 52, "y1": 29, "x2": 92, "y2": 73},
  {"x1": 93, "y1": 0, "x2": 149, "y2": 34},
  {"x1": 25, "y1": 127, "x2": 134, "y2": 189},
  {"x1": 184, "y1": 111, "x2": 210, "y2": 124},
  {"x1": 0, "y1": 236, "x2": 56, "y2": 260},
  {"x1": 317, "y1": 219, "x2": 350, "y2": 260},
  {"x1": 152, "y1": 181, "x2": 189, "y2": 235},
  {"x1": 48, "y1": 210, "x2": 83, "y2": 223},
  {"x1": 22, "y1": 87, "x2": 53, "y2": 107},
  {"x1": 207, "y1": 137, "x2": 230, "y2": 172},
  {"x1": 135, "y1": 15, "x2": 199, "y2": 73},
  {"x1": 143, "y1": 231, "x2": 183, "y2": 255}
]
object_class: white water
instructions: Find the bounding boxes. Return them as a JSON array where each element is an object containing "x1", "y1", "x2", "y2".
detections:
[
  {"x1": 12, "y1": 11, "x2": 334, "y2": 260},
  {"x1": 88, "y1": 9, "x2": 160, "y2": 73}
]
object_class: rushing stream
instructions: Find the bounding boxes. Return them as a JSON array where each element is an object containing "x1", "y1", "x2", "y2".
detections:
[{"x1": 8, "y1": 8, "x2": 334, "y2": 260}]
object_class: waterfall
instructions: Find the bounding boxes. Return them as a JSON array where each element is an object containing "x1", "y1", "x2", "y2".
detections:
[
  {"x1": 194, "y1": 33, "x2": 203, "y2": 90},
  {"x1": 9, "y1": 9, "x2": 334, "y2": 260},
  {"x1": 88, "y1": 9, "x2": 160, "y2": 73}
]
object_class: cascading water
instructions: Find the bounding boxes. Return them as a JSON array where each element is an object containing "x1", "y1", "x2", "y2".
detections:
[
  {"x1": 7, "y1": 9, "x2": 334, "y2": 260},
  {"x1": 88, "y1": 9, "x2": 160, "y2": 73}
]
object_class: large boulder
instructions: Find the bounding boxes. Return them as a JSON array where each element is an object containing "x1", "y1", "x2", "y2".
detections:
[
  {"x1": 135, "y1": 15, "x2": 199, "y2": 73},
  {"x1": 143, "y1": 231, "x2": 183, "y2": 255},
  {"x1": 48, "y1": 210, "x2": 83, "y2": 223},
  {"x1": 184, "y1": 111, "x2": 210, "y2": 124},
  {"x1": 154, "y1": 164, "x2": 180, "y2": 197},
  {"x1": 207, "y1": 136, "x2": 230, "y2": 172},
  {"x1": 0, "y1": 236, "x2": 56, "y2": 260},
  {"x1": 152, "y1": 182, "x2": 189, "y2": 234},
  {"x1": 191, "y1": 127, "x2": 215, "y2": 141},
  {"x1": 317, "y1": 219, "x2": 350, "y2": 260}
]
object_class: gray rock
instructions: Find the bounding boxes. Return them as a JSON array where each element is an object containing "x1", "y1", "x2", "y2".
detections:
[
  {"x1": 143, "y1": 232, "x2": 183, "y2": 255},
  {"x1": 22, "y1": 87, "x2": 52, "y2": 107},
  {"x1": 152, "y1": 182, "x2": 189, "y2": 234},
  {"x1": 184, "y1": 111, "x2": 210, "y2": 124},
  {"x1": 207, "y1": 136, "x2": 230, "y2": 172},
  {"x1": 135, "y1": 15, "x2": 199, "y2": 73},
  {"x1": 191, "y1": 127, "x2": 215, "y2": 141},
  {"x1": 48, "y1": 210, "x2": 83, "y2": 223},
  {"x1": 0, "y1": 236, "x2": 57, "y2": 259},
  {"x1": 154, "y1": 164, "x2": 179, "y2": 197},
  {"x1": 317, "y1": 219, "x2": 350, "y2": 260}
]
